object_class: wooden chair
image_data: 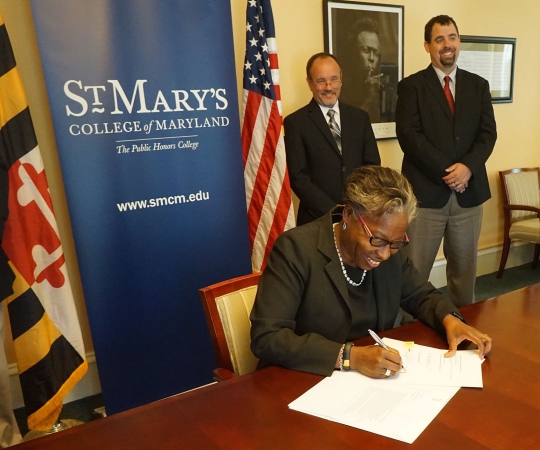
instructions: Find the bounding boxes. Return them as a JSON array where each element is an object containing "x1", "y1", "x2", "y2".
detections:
[
  {"x1": 497, "y1": 168, "x2": 540, "y2": 278},
  {"x1": 199, "y1": 273, "x2": 261, "y2": 381}
]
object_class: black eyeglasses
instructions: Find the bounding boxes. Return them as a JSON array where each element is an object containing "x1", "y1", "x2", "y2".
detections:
[{"x1": 357, "y1": 215, "x2": 409, "y2": 250}]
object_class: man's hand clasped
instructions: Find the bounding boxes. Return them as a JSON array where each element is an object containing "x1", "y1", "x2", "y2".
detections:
[{"x1": 443, "y1": 162, "x2": 471, "y2": 194}]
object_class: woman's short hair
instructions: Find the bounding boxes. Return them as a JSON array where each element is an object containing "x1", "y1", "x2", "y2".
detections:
[{"x1": 343, "y1": 165, "x2": 418, "y2": 220}]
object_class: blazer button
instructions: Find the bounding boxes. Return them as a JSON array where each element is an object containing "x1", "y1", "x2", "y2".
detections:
[
  {"x1": 342, "y1": 167, "x2": 346, "y2": 172},
  {"x1": 455, "y1": 136, "x2": 460, "y2": 140}
]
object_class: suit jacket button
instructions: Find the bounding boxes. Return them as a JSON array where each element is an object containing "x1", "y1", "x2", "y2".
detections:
[
  {"x1": 455, "y1": 136, "x2": 460, "y2": 140},
  {"x1": 342, "y1": 167, "x2": 346, "y2": 172}
]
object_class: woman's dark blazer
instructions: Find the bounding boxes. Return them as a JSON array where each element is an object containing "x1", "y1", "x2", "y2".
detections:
[{"x1": 250, "y1": 207, "x2": 459, "y2": 376}]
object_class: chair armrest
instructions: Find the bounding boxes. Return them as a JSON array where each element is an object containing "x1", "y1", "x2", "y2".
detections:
[
  {"x1": 503, "y1": 204, "x2": 540, "y2": 215},
  {"x1": 213, "y1": 368, "x2": 236, "y2": 382}
]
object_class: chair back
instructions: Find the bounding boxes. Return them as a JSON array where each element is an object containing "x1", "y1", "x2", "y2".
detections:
[
  {"x1": 199, "y1": 273, "x2": 261, "y2": 377},
  {"x1": 497, "y1": 168, "x2": 540, "y2": 278},
  {"x1": 499, "y1": 168, "x2": 540, "y2": 222}
]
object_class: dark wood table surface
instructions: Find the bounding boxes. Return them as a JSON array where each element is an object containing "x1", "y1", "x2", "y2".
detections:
[{"x1": 15, "y1": 284, "x2": 540, "y2": 449}]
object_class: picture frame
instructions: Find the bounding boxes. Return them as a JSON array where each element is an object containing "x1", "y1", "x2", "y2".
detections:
[
  {"x1": 323, "y1": 1, "x2": 404, "y2": 140},
  {"x1": 457, "y1": 36, "x2": 516, "y2": 103}
]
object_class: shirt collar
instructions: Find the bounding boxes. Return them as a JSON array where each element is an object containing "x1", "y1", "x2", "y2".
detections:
[
  {"x1": 432, "y1": 65, "x2": 457, "y2": 86},
  {"x1": 318, "y1": 100, "x2": 340, "y2": 118}
]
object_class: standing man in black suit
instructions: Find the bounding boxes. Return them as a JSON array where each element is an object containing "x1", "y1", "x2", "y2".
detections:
[
  {"x1": 284, "y1": 53, "x2": 380, "y2": 225},
  {"x1": 396, "y1": 15, "x2": 497, "y2": 307}
]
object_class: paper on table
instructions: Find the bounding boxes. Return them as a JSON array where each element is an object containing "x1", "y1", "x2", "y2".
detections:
[
  {"x1": 289, "y1": 370, "x2": 459, "y2": 444},
  {"x1": 382, "y1": 338, "x2": 483, "y2": 388}
]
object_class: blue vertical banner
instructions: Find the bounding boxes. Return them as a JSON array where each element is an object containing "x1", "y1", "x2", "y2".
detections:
[{"x1": 31, "y1": 1, "x2": 252, "y2": 414}]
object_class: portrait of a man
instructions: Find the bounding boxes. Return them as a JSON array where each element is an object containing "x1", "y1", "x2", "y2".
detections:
[
  {"x1": 325, "y1": 3, "x2": 403, "y2": 134},
  {"x1": 346, "y1": 17, "x2": 383, "y2": 122}
]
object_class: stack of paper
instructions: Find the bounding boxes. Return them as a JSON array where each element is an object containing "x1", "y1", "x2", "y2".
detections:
[
  {"x1": 384, "y1": 338, "x2": 483, "y2": 388},
  {"x1": 288, "y1": 338, "x2": 483, "y2": 444}
]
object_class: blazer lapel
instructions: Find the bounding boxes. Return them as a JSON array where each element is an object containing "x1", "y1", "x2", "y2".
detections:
[
  {"x1": 318, "y1": 210, "x2": 350, "y2": 310},
  {"x1": 423, "y1": 65, "x2": 454, "y2": 122},
  {"x1": 339, "y1": 103, "x2": 354, "y2": 165},
  {"x1": 307, "y1": 98, "x2": 342, "y2": 157},
  {"x1": 454, "y1": 67, "x2": 466, "y2": 118}
]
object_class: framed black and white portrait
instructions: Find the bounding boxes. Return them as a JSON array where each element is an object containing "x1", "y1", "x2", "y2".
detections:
[{"x1": 324, "y1": 1, "x2": 404, "y2": 139}]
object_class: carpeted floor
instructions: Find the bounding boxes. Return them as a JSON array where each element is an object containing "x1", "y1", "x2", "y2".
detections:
[{"x1": 13, "y1": 263, "x2": 539, "y2": 438}]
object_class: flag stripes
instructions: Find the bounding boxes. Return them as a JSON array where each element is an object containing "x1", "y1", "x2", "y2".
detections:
[
  {"x1": 242, "y1": 93, "x2": 294, "y2": 271},
  {"x1": 0, "y1": 16, "x2": 87, "y2": 431},
  {"x1": 19, "y1": 336, "x2": 84, "y2": 420},
  {"x1": 242, "y1": 0, "x2": 294, "y2": 272}
]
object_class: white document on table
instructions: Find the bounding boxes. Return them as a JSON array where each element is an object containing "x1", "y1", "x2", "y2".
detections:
[
  {"x1": 289, "y1": 370, "x2": 459, "y2": 444},
  {"x1": 382, "y1": 338, "x2": 483, "y2": 388}
]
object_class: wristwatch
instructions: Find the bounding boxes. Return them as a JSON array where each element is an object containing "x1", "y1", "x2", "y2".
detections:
[
  {"x1": 446, "y1": 311, "x2": 466, "y2": 324},
  {"x1": 342, "y1": 342, "x2": 354, "y2": 371}
]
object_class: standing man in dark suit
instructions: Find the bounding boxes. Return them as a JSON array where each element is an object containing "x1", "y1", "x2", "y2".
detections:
[
  {"x1": 396, "y1": 15, "x2": 497, "y2": 307},
  {"x1": 284, "y1": 52, "x2": 380, "y2": 225}
]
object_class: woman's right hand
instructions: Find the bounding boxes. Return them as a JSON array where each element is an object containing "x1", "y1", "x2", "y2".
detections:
[{"x1": 350, "y1": 345, "x2": 402, "y2": 378}]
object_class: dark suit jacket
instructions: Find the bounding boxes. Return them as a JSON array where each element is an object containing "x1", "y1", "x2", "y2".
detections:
[
  {"x1": 284, "y1": 99, "x2": 380, "y2": 225},
  {"x1": 396, "y1": 66, "x2": 497, "y2": 208},
  {"x1": 250, "y1": 207, "x2": 459, "y2": 376}
]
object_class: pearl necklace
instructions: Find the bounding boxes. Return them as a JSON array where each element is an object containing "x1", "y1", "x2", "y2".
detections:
[{"x1": 333, "y1": 223, "x2": 367, "y2": 287}]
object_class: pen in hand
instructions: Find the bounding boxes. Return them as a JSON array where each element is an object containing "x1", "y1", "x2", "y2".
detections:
[{"x1": 368, "y1": 329, "x2": 406, "y2": 372}]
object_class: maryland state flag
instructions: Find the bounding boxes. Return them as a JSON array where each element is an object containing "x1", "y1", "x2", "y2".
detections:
[{"x1": 0, "y1": 16, "x2": 87, "y2": 431}]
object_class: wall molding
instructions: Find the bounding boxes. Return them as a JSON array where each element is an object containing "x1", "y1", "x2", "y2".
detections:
[
  {"x1": 428, "y1": 241, "x2": 534, "y2": 288},
  {"x1": 9, "y1": 242, "x2": 535, "y2": 407}
]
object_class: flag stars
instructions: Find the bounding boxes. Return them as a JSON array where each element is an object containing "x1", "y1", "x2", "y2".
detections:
[{"x1": 243, "y1": 1, "x2": 278, "y2": 100}]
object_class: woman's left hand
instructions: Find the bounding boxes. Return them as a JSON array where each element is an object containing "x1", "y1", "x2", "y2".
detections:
[{"x1": 442, "y1": 314, "x2": 493, "y2": 359}]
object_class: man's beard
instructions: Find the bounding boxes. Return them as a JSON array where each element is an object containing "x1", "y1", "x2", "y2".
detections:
[{"x1": 440, "y1": 48, "x2": 456, "y2": 67}]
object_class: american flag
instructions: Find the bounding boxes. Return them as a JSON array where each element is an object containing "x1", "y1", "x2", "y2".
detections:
[{"x1": 242, "y1": 0, "x2": 295, "y2": 272}]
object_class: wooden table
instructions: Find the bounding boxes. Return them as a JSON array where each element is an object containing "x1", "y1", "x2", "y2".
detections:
[{"x1": 15, "y1": 284, "x2": 540, "y2": 449}]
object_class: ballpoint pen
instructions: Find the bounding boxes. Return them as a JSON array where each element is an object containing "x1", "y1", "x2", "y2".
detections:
[{"x1": 368, "y1": 329, "x2": 406, "y2": 372}]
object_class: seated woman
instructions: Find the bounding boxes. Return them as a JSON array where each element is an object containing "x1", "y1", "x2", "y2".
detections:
[{"x1": 250, "y1": 165, "x2": 492, "y2": 378}]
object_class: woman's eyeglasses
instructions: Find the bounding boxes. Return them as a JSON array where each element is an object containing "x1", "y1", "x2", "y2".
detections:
[{"x1": 357, "y1": 215, "x2": 409, "y2": 250}]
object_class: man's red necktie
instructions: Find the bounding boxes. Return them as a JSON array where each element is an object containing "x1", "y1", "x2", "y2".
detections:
[{"x1": 444, "y1": 75, "x2": 455, "y2": 115}]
